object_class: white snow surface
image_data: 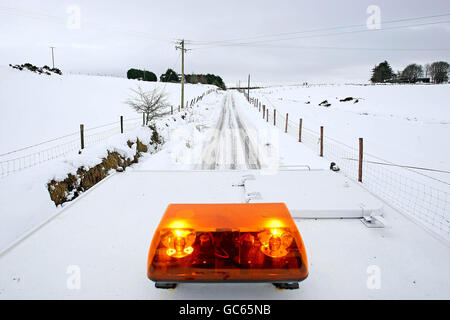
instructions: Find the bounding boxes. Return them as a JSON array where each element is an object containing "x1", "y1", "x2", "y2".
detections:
[
  {"x1": 251, "y1": 84, "x2": 450, "y2": 184},
  {"x1": 0, "y1": 75, "x2": 449, "y2": 299},
  {"x1": 0, "y1": 66, "x2": 214, "y2": 154},
  {"x1": 0, "y1": 170, "x2": 448, "y2": 299}
]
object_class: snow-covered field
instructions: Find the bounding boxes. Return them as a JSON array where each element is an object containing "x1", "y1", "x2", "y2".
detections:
[
  {"x1": 251, "y1": 84, "x2": 450, "y2": 184},
  {"x1": 0, "y1": 70, "x2": 449, "y2": 299},
  {"x1": 0, "y1": 66, "x2": 214, "y2": 154}
]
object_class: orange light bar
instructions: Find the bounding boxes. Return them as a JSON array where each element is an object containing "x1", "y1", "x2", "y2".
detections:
[{"x1": 147, "y1": 203, "x2": 308, "y2": 287}]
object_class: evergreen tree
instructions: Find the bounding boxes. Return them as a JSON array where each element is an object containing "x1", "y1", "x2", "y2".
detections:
[
  {"x1": 160, "y1": 68, "x2": 180, "y2": 82},
  {"x1": 127, "y1": 68, "x2": 157, "y2": 82},
  {"x1": 370, "y1": 61, "x2": 395, "y2": 83}
]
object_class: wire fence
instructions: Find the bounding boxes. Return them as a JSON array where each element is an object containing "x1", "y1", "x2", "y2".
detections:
[
  {"x1": 247, "y1": 94, "x2": 450, "y2": 242},
  {"x1": 0, "y1": 117, "x2": 141, "y2": 178},
  {"x1": 0, "y1": 88, "x2": 218, "y2": 178}
]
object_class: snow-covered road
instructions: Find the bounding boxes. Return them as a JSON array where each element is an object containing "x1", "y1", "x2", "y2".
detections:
[{"x1": 197, "y1": 93, "x2": 261, "y2": 170}]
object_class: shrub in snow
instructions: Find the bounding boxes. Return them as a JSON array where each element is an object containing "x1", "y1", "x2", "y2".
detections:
[
  {"x1": 319, "y1": 100, "x2": 331, "y2": 107},
  {"x1": 148, "y1": 124, "x2": 163, "y2": 145},
  {"x1": 9, "y1": 63, "x2": 62, "y2": 75}
]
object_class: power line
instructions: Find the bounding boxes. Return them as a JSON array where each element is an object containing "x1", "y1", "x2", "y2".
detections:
[
  {"x1": 189, "y1": 19, "x2": 450, "y2": 50},
  {"x1": 186, "y1": 13, "x2": 450, "y2": 45},
  {"x1": 191, "y1": 44, "x2": 450, "y2": 52},
  {"x1": 0, "y1": 5, "x2": 170, "y2": 43},
  {"x1": 2, "y1": 5, "x2": 449, "y2": 54}
]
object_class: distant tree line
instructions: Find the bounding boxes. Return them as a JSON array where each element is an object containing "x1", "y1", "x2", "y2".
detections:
[
  {"x1": 185, "y1": 73, "x2": 226, "y2": 90},
  {"x1": 159, "y1": 68, "x2": 180, "y2": 83},
  {"x1": 370, "y1": 60, "x2": 449, "y2": 84},
  {"x1": 10, "y1": 63, "x2": 62, "y2": 75},
  {"x1": 127, "y1": 68, "x2": 226, "y2": 89},
  {"x1": 127, "y1": 68, "x2": 157, "y2": 82}
]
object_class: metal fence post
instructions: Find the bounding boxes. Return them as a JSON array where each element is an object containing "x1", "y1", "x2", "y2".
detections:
[
  {"x1": 285, "y1": 113, "x2": 288, "y2": 133},
  {"x1": 299, "y1": 118, "x2": 302, "y2": 142},
  {"x1": 359, "y1": 138, "x2": 363, "y2": 182},
  {"x1": 320, "y1": 126, "x2": 324, "y2": 157},
  {"x1": 80, "y1": 124, "x2": 84, "y2": 150}
]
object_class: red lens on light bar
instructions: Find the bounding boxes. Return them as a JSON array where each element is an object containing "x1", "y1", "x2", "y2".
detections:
[{"x1": 147, "y1": 203, "x2": 308, "y2": 282}]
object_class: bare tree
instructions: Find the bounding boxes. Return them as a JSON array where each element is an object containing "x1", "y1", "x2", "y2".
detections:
[
  {"x1": 125, "y1": 86, "x2": 171, "y2": 125},
  {"x1": 401, "y1": 64, "x2": 423, "y2": 82},
  {"x1": 424, "y1": 63, "x2": 431, "y2": 79},
  {"x1": 430, "y1": 61, "x2": 449, "y2": 84}
]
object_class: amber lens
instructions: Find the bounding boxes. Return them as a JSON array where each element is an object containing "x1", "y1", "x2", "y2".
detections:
[
  {"x1": 147, "y1": 203, "x2": 308, "y2": 282},
  {"x1": 161, "y1": 229, "x2": 196, "y2": 258}
]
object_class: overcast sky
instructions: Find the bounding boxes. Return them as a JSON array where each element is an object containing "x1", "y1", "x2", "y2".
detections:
[{"x1": 0, "y1": 0, "x2": 449, "y2": 85}]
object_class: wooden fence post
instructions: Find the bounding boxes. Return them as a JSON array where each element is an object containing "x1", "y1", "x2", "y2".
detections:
[
  {"x1": 285, "y1": 113, "x2": 288, "y2": 133},
  {"x1": 120, "y1": 116, "x2": 123, "y2": 134},
  {"x1": 274, "y1": 109, "x2": 276, "y2": 126},
  {"x1": 320, "y1": 126, "x2": 324, "y2": 157},
  {"x1": 142, "y1": 113, "x2": 145, "y2": 126},
  {"x1": 80, "y1": 124, "x2": 84, "y2": 150},
  {"x1": 266, "y1": 108, "x2": 269, "y2": 122},
  {"x1": 299, "y1": 118, "x2": 302, "y2": 142},
  {"x1": 358, "y1": 138, "x2": 363, "y2": 183},
  {"x1": 171, "y1": 106, "x2": 173, "y2": 115},
  {"x1": 263, "y1": 105, "x2": 266, "y2": 119}
]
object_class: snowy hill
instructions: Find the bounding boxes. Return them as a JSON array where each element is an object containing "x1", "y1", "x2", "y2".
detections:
[
  {"x1": 0, "y1": 66, "x2": 214, "y2": 154},
  {"x1": 251, "y1": 84, "x2": 450, "y2": 184}
]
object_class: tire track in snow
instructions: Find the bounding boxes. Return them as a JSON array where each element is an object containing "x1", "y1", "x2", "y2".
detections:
[
  {"x1": 197, "y1": 92, "x2": 261, "y2": 170},
  {"x1": 230, "y1": 94, "x2": 261, "y2": 169}
]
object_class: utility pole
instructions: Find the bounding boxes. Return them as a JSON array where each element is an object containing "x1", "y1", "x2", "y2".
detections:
[
  {"x1": 50, "y1": 46, "x2": 55, "y2": 68},
  {"x1": 176, "y1": 40, "x2": 189, "y2": 108},
  {"x1": 247, "y1": 74, "x2": 250, "y2": 100}
]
